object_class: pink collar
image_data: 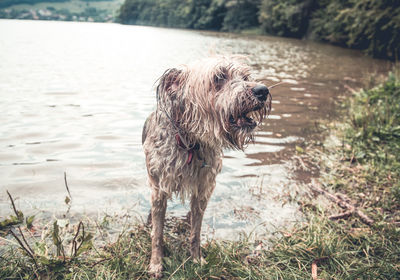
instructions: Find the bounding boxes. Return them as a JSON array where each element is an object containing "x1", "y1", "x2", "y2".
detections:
[{"x1": 175, "y1": 134, "x2": 199, "y2": 164}]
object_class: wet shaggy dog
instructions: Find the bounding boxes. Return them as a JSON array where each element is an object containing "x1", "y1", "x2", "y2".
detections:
[{"x1": 142, "y1": 56, "x2": 271, "y2": 277}]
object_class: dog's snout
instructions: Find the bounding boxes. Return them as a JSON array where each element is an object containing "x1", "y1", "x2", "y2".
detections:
[{"x1": 252, "y1": 85, "x2": 269, "y2": 101}]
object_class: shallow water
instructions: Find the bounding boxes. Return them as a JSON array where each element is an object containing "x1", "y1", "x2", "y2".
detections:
[{"x1": 0, "y1": 19, "x2": 391, "y2": 239}]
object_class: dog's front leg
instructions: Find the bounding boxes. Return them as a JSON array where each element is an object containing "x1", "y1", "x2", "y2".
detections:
[
  {"x1": 189, "y1": 184, "x2": 215, "y2": 261},
  {"x1": 149, "y1": 187, "x2": 167, "y2": 278}
]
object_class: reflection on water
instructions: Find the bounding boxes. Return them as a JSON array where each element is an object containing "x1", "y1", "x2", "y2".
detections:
[{"x1": 0, "y1": 20, "x2": 391, "y2": 239}]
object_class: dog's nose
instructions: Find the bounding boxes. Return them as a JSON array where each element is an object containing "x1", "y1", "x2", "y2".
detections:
[{"x1": 252, "y1": 85, "x2": 269, "y2": 101}]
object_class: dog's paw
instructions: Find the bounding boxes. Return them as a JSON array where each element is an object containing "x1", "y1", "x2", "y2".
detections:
[
  {"x1": 193, "y1": 256, "x2": 207, "y2": 266},
  {"x1": 149, "y1": 262, "x2": 163, "y2": 279}
]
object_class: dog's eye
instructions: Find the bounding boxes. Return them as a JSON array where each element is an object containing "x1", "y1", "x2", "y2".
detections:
[
  {"x1": 215, "y1": 73, "x2": 226, "y2": 83},
  {"x1": 243, "y1": 75, "x2": 250, "y2": 81},
  {"x1": 214, "y1": 73, "x2": 227, "y2": 91}
]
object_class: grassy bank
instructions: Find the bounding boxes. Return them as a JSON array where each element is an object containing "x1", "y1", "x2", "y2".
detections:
[{"x1": 1, "y1": 74, "x2": 400, "y2": 279}]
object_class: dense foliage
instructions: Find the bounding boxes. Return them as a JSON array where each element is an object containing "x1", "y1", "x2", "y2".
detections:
[
  {"x1": 118, "y1": 0, "x2": 400, "y2": 60},
  {"x1": 259, "y1": 0, "x2": 316, "y2": 38},
  {"x1": 308, "y1": 0, "x2": 400, "y2": 59},
  {"x1": 118, "y1": 0, "x2": 260, "y2": 31}
]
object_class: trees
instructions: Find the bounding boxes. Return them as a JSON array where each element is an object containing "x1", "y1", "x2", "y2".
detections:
[
  {"x1": 118, "y1": 0, "x2": 259, "y2": 31},
  {"x1": 259, "y1": 0, "x2": 316, "y2": 38},
  {"x1": 258, "y1": 0, "x2": 400, "y2": 59},
  {"x1": 339, "y1": 0, "x2": 400, "y2": 59},
  {"x1": 118, "y1": 0, "x2": 218, "y2": 29},
  {"x1": 309, "y1": 0, "x2": 400, "y2": 60},
  {"x1": 222, "y1": 0, "x2": 260, "y2": 32}
]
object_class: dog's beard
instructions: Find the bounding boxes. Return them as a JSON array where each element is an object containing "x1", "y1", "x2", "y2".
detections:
[
  {"x1": 225, "y1": 93, "x2": 271, "y2": 150},
  {"x1": 229, "y1": 105, "x2": 267, "y2": 130}
]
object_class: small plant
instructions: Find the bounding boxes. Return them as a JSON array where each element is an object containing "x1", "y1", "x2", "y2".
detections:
[{"x1": 0, "y1": 191, "x2": 23, "y2": 231}]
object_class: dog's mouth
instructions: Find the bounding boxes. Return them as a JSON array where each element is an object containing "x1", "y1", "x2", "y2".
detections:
[{"x1": 229, "y1": 105, "x2": 266, "y2": 130}]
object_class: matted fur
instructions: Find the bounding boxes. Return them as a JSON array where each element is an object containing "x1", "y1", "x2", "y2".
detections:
[{"x1": 142, "y1": 56, "x2": 271, "y2": 277}]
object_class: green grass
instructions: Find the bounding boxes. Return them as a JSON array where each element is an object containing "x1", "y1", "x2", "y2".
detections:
[
  {"x1": 1, "y1": 73, "x2": 400, "y2": 279},
  {"x1": 2, "y1": 214, "x2": 398, "y2": 279},
  {"x1": 346, "y1": 72, "x2": 400, "y2": 206}
]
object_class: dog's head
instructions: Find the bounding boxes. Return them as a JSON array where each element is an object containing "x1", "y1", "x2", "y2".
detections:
[{"x1": 156, "y1": 56, "x2": 271, "y2": 150}]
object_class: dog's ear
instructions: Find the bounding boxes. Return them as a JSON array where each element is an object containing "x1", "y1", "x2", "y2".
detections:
[
  {"x1": 156, "y1": 68, "x2": 184, "y2": 123},
  {"x1": 156, "y1": 68, "x2": 182, "y2": 95}
]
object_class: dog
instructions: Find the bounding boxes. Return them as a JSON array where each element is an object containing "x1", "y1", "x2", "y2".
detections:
[{"x1": 142, "y1": 56, "x2": 271, "y2": 277}]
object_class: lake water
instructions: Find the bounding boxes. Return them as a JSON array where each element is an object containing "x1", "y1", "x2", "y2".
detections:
[{"x1": 0, "y1": 19, "x2": 391, "y2": 239}]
